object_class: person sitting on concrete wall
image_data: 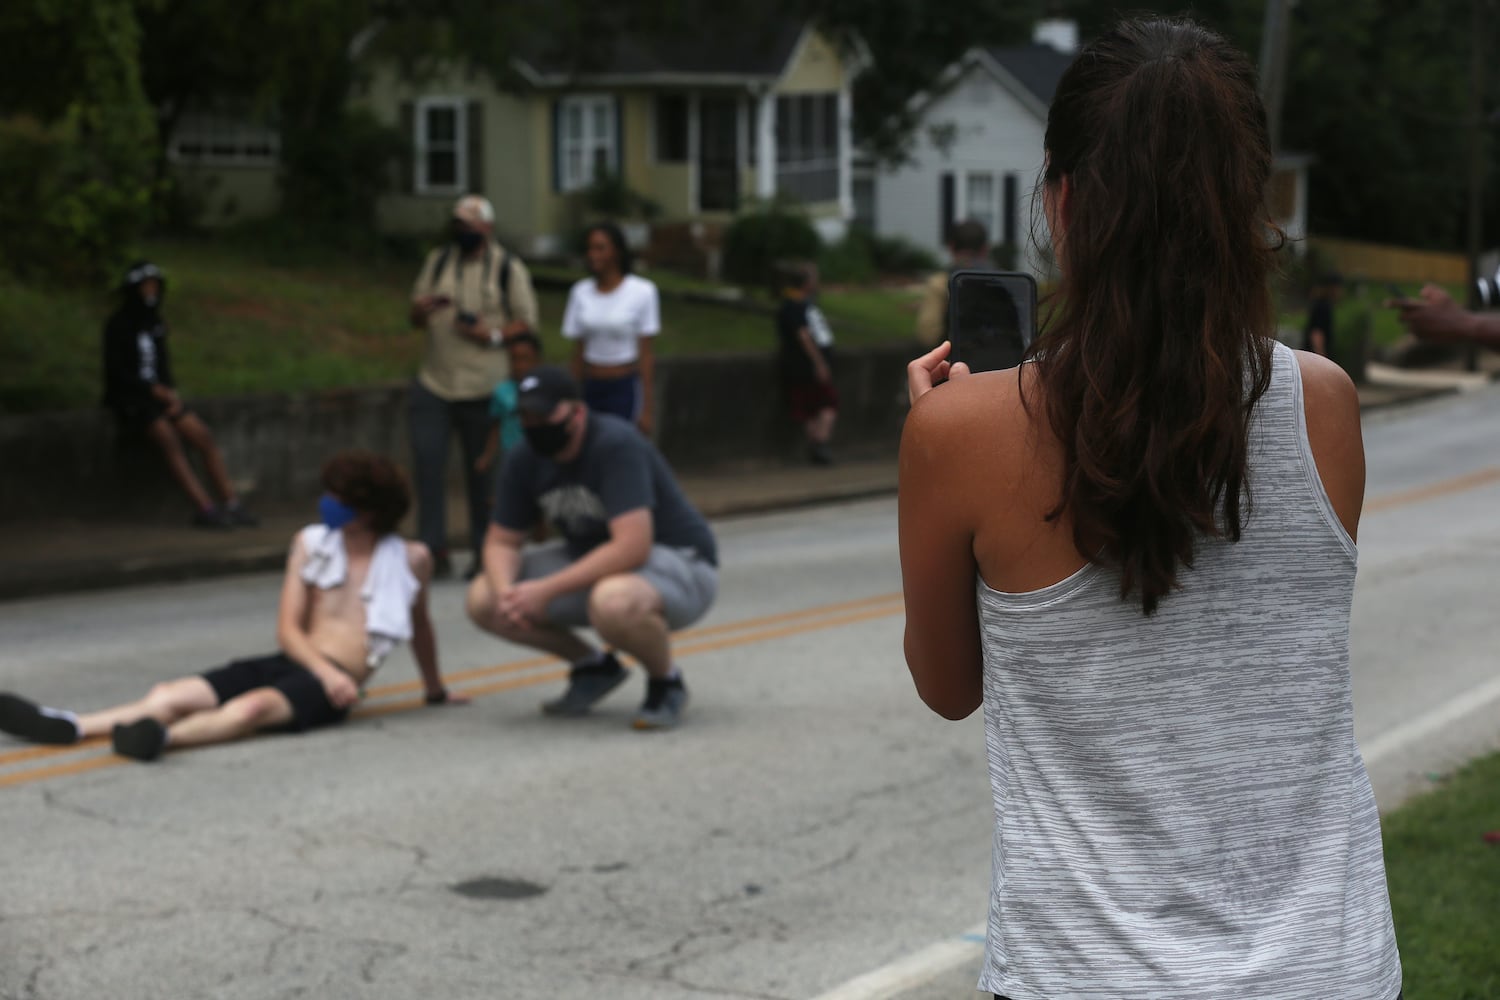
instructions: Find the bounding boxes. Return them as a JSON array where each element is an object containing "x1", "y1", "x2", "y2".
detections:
[
  {"x1": 465, "y1": 366, "x2": 718, "y2": 730},
  {"x1": 102, "y1": 261, "x2": 256, "y2": 530},
  {"x1": 0, "y1": 451, "x2": 464, "y2": 761}
]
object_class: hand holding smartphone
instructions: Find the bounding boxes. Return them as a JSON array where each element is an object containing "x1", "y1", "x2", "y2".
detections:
[{"x1": 947, "y1": 270, "x2": 1037, "y2": 372}]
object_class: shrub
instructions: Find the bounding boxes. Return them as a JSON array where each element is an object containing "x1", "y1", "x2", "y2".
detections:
[
  {"x1": 722, "y1": 198, "x2": 823, "y2": 290},
  {"x1": 277, "y1": 108, "x2": 406, "y2": 238},
  {"x1": 818, "y1": 233, "x2": 876, "y2": 285},
  {"x1": 865, "y1": 231, "x2": 939, "y2": 275}
]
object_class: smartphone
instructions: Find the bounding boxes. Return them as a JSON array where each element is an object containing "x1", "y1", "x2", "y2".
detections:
[
  {"x1": 432, "y1": 294, "x2": 453, "y2": 307},
  {"x1": 947, "y1": 270, "x2": 1037, "y2": 372}
]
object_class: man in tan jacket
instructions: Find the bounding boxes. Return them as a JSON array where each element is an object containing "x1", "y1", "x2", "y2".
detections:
[
  {"x1": 915, "y1": 218, "x2": 992, "y2": 348},
  {"x1": 409, "y1": 194, "x2": 540, "y2": 579}
]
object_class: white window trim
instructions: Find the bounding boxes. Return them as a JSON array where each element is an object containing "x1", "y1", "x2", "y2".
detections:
[
  {"x1": 415, "y1": 96, "x2": 467, "y2": 196},
  {"x1": 559, "y1": 93, "x2": 617, "y2": 192},
  {"x1": 962, "y1": 169, "x2": 1000, "y2": 241}
]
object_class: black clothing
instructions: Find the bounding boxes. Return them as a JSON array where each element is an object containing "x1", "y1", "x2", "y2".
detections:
[
  {"x1": 1304, "y1": 298, "x2": 1334, "y2": 357},
  {"x1": 775, "y1": 297, "x2": 834, "y2": 384},
  {"x1": 201, "y1": 652, "x2": 349, "y2": 732},
  {"x1": 102, "y1": 300, "x2": 173, "y2": 418}
]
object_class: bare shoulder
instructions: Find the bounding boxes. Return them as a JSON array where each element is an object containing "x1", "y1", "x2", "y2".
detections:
[
  {"x1": 1293, "y1": 348, "x2": 1359, "y2": 414},
  {"x1": 902, "y1": 367, "x2": 1035, "y2": 485},
  {"x1": 405, "y1": 540, "x2": 434, "y2": 583}
]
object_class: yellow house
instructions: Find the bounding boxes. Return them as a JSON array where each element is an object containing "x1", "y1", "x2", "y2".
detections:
[{"x1": 169, "y1": 21, "x2": 863, "y2": 263}]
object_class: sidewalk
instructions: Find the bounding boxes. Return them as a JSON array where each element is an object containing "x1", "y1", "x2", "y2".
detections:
[
  {"x1": 0, "y1": 458, "x2": 901, "y2": 602},
  {"x1": 0, "y1": 369, "x2": 1481, "y2": 604}
]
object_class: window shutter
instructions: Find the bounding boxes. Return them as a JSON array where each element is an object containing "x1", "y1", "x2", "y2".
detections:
[
  {"x1": 940, "y1": 172, "x2": 955, "y2": 244},
  {"x1": 551, "y1": 99, "x2": 563, "y2": 192},
  {"x1": 466, "y1": 100, "x2": 484, "y2": 195},
  {"x1": 400, "y1": 101, "x2": 415, "y2": 194},
  {"x1": 613, "y1": 96, "x2": 625, "y2": 177}
]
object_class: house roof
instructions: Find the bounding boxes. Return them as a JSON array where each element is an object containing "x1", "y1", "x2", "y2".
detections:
[
  {"x1": 983, "y1": 43, "x2": 1076, "y2": 107},
  {"x1": 512, "y1": 19, "x2": 809, "y2": 87}
]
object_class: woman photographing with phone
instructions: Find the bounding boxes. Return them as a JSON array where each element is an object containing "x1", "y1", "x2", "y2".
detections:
[
  {"x1": 563, "y1": 223, "x2": 661, "y2": 435},
  {"x1": 900, "y1": 19, "x2": 1400, "y2": 1000}
]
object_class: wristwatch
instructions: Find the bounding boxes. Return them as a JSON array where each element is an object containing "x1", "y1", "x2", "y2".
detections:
[{"x1": 489, "y1": 328, "x2": 503, "y2": 348}]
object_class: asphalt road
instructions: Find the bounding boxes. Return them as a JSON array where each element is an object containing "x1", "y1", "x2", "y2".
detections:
[{"x1": 2, "y1": 384, "x2": 1498, "y2": 1000}]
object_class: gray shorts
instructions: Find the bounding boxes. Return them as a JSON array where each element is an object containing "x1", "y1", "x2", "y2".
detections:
[{"x1": 517, "y1": 542, "x2": 718, "y2": 631}]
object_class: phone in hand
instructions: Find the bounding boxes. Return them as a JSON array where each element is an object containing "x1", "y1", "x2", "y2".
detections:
[
  {"x1": 1384, "y1": 282, "x2": 1418, "y2": 308},
  {"x1": 947, "y1": 270, "x2": 1037, "y2": 372},
  {"x1": 431, "y1": 294, "x2": 453, "y2": 307}
]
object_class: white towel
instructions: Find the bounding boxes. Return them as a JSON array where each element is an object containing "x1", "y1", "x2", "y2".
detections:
[{"x1": 299, "y1": 525, "x2": 420, "y2": 669}]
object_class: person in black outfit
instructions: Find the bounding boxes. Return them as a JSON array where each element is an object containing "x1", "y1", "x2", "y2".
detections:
[
  {"x1": 102, "y1": 261, "x2": 255, "y2": 529},
  {"x1": 1303, "y1": 271, "x2": 1341, "y2": 359},
  {"x1": 774, "y1": 261, "x2": 838, "y2": 466}
]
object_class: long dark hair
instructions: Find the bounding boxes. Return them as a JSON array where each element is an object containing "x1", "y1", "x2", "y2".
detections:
[{"x1": 1030, "y1": 18, "x2": 1279, "y2": 615}]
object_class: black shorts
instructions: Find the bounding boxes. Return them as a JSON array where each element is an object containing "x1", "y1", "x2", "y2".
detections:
[
  {"x1": 111, "y1": 397, "x2": 190, "y2": 437},
  {"x1": 201, "y1": 652, "x2": 349, "y2": 732}
]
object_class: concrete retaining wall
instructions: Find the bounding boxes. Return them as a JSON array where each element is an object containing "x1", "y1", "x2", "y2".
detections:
[{"x1": 0, "y1": 346, "x2": 913, "y2": 523}]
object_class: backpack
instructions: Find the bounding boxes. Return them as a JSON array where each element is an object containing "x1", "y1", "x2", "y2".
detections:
[{"x1": 427, "y1": 242, "x2": 512, "y2": 319}]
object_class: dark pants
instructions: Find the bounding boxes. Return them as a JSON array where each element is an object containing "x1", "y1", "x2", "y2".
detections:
[
  {"x1": 408, "y1": 379, "x2": 492, "y2": 562},
  {"x1": 582, "y1": 374, "x2": 641, "y2": 422}
]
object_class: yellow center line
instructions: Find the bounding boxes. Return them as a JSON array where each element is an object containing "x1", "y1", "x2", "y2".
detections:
[
  {"x1": 1364, "y1": 466, "x2": 1500, "y2": 514},
  {"x1": 14, "y1": 464, "x2": 1492, "y2": 789},
  {"x1": 0, "y1": 599, "x2": 905, "y2": 789}
]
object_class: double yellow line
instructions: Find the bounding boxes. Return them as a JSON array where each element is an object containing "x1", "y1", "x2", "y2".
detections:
[
  {"x1": 0, "y1": 592, "x2": 906, "y2": 789},
  {"x1": 5, "y1": 462, "x2": 1497, "y2": 790}
]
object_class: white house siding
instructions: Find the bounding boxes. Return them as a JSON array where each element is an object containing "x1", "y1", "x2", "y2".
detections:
[{"x1": 872, "y1": 66, "x2": 1050, "y2": 277}]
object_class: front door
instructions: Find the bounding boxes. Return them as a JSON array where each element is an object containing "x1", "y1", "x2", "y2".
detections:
[{"x1": 698, "y1": 97, "x2": 739, "y2": 213}]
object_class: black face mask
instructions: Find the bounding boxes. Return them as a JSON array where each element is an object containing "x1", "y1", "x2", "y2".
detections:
[
  {"x1": 454, "y1": 229, "x2": 483, "y2": 254},
  {"x1": 524, "y1": 415, "x2": 574, "y2": 458}
]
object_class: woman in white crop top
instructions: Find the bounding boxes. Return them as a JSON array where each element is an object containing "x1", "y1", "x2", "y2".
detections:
[{"x1": 563, "y1": 223, "x2": 661, "y2": 434}]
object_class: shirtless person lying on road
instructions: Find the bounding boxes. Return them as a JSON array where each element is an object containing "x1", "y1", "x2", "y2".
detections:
[{"x1": 0, "y1": 451, "x2": 463, "y2": 762}]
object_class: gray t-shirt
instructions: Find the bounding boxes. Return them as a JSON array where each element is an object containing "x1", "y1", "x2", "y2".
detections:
[{"x1": 493, "y1": 412, "x2": 718, "y2": 566}]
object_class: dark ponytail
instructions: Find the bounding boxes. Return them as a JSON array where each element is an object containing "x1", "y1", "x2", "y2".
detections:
[{"x1": 1030, "y1": 18, "x2": 1280, "y2": 614}]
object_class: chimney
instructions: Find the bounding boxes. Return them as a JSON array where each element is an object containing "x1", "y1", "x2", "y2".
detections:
[{"x1": 1033, "y1": 18, "x2": 1079, "y2": 54}]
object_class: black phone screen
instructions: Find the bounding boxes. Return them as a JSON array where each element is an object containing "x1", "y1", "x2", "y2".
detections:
[{"x1": 947, "y1": 270, "x2": 1036, "y2": 373}]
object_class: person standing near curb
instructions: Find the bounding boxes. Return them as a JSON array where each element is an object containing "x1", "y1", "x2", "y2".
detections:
[
  {"x1": 915, "y1": 219, "x2": 991, "y2": 349},
  {"x1": 775, "y1": 260, "x2": 839, "y2": 466},
  {"x1": 900, "y1": 19, "x2": 1400, "y2": 999},
  {"x1": 408, "y1": 195, "x2": 539, "y2": 579},
  {"x1": 563, "y1": 222, "x2": 660, "y2": 435}
]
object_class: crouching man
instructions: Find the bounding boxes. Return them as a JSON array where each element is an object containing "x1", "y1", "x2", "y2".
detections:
[
  {"x1": 0, "y1": 451, "x2": 461, "y2": 761},
  {"x1": 466, "y1": 367, "x2": 718, "y2": 729}
]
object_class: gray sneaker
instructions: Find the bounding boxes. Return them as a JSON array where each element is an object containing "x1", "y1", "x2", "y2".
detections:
[
  {"x1": 541, "y1": 655, "x2": 628, "y2": 716},
  {"x1": 632, "y1": 677, "x2": 688, "y2": 731}
]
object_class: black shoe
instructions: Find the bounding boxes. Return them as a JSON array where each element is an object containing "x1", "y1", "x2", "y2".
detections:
[
  {"x1": 191, "y1": 506, "x2": 233, "y2": 530},
  {"x1": 432, "y1": 551, "x2": 454, "y2": 580},
  {"x1": 224, "y1": 503, "x2": 259, "y2": 527},
  {"x1": 462, "y1": 560, "x2": 483, "y2": 582},
  {"x1": 633, "y1": 676, "x2": 688, "y2": 730},
  {"x1": 541, "y1": 654, "x2": 629, "y2": 716},
  {"x1": 112, "y1": 718, "x2": 168, "y2": 762},
  {"x1": 0, "y1": 693, "x2": 79, "y2": 745},
  {"x1": 808, "y1": 443, "x2": 835, "y2": 466}
]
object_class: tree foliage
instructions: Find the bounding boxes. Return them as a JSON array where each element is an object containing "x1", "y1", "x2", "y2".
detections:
[{"x1": 0, "y1": 0, "x2": 158, "y2": 283}]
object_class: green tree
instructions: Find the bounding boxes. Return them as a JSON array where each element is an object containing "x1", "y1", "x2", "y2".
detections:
[{"x1": 0, "y1": 0, "x2": 158, "y2": 283}]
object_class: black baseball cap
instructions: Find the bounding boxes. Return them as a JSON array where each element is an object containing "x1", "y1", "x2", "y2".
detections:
[{"x1": 515, "y1": 366, "x2": 581, "y2": 418}]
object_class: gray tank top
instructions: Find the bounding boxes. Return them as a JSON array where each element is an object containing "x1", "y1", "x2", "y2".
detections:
[{"x1": 975, "y1": 342, "x2": 1401, "y2": 998}]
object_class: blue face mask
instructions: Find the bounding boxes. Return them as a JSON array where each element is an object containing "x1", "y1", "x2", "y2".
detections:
[{"x1": 319, "y1": 494, "x2": 359, "y2": 530}]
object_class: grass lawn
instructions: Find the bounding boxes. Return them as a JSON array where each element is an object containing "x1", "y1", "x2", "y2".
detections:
[
  {"x1": 1383, "y1": 750, "x2": 1500, "y2": 999},
  {"x1": 0, "y1": 239, "x2": 921, "y2": 414}
]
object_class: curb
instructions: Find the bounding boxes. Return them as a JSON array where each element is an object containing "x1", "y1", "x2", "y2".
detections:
[{"x1": 0, "y1": 479, "x2": 901, "y2": 604}]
